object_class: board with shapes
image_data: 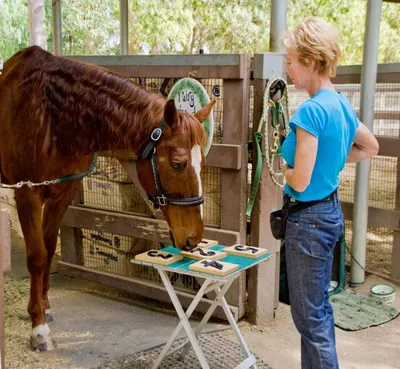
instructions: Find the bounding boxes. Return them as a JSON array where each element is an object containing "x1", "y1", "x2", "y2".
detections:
[
  {"x1": 134, "y1": 250, "x2": 182, "y2": 265},
  {"x1": 224, "y1": 244, "x2": 269, "y2": 259},
  {"x1": 189, "y1": 259, "x2": 239, "y2": 277},
  {"x1": 197, "y1": 239, "x2": 218, "y2": 248},
  {"x1": 181, "y1": 247, "x2": 226, "y2": 261}
]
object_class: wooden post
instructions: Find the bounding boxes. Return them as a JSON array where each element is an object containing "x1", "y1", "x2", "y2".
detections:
[
  {"x1": 220, "y1": 55, "x2": 251, "y2": 317},
  {"x1": 60, "y1": 186, "x2": 83, "y2": 265},
  {"x1": 0, "y1": 210, "x2": 10, "y2": 274},
  {"x1": 247, "y1": 53, "x2": 285, "y2": 324}
]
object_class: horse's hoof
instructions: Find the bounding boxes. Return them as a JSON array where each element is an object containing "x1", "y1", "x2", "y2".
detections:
[
  {"x1": 34, "y1": 339, "x2": 56, "y2": 352},
  {"x1": 45, "y1": 311, "x2": 54, "y2": 323},
  {"x1": 30, "y1": 324, "x2": 56, "y2": 352}
]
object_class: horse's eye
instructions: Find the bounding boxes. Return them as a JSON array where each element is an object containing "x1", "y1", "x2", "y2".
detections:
[{"x1": 171, "y1": 162, "x2": 184, "y2": 172}]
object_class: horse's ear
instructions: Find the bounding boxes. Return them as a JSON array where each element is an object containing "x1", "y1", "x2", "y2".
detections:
[
  {"x1": 164, "y1": 99, "x2": 178, "y2": 127},
  {"x1": 195, "y1": 99, "x2": 216, "y2": 123}
]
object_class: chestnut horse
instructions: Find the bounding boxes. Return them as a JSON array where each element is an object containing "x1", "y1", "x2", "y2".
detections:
[{"x1": 0, "y1": 46, "x2": 215, "y2": 351}]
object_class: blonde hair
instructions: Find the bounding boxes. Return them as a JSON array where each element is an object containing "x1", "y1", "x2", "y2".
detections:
[{"x1": 283, "y1": 17, "x2": 341, "y2": 78}]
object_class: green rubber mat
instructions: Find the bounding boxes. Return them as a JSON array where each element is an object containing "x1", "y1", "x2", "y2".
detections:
[{"x1": 330, "y1": 289, "x2": 400, "y2": 331}]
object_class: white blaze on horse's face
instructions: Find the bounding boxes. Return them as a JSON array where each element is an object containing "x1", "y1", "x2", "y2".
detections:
[{"x1": 191, "y1": 144, "x2": 203, "y2": 219}]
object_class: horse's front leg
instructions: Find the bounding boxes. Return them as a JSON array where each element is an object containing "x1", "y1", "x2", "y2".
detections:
[
  {"x1": 42, "y1": 183, "x2": 79, "y2": 322},
  {"x1": 15, "y1": 188, "x2": 55, "y2": 352}
]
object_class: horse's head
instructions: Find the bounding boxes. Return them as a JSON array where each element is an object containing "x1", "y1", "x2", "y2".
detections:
[{"x1": 137, "y1": 99, "x2": 215, "y2": 250}]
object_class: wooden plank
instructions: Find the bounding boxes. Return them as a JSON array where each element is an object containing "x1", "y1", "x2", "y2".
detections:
[
  {"x1": 341, "y1": 201, "x2": 400, "y2": 230},
  {"x1": 61, "y1": 205, "x2": 241, "y2": 246},
  {"x1": 377, "y1": 136, "x2": 400, "y2": 158},
  {"x1": 181, "y1": 248, "x2": 226, "y2": 261},
  {"x1": 68, "y1": 54, "x2": 243, "y2": 67},
  {"x1": 67, "y1": 54, "x2": 248, "y2": 79},
  {"x1": 224, "y1": 245, "x2": 269, "y2": 259},
  {"x1": 205, "y1": 144, "x2": 241, "y2": 170},
  {"x1": 285, "y1": 63, "x2": 400, "y2": 84},
  {"x1": 103, "y1": 65, "x2": 245, "y2": 80},
  {"x1": 247, "y1": 78, "x2": 282, "y2": 325},
  {"x1": 118, "y1": 158, "x2": 164, "y2": 219},
  {"x1": 58, "y1": 261, "x2": 239, "y2": 321},
  {"x1": 220, "y1": 58, "x2": 251, "y2": 318},
  {"x1": 62, "y1": 206, "x2": 171, "y2": 243},
  {"x1": 356, "y1": 110, "x2": 400, "y2": 121},
  {"x1": 334, "y1": 63, "x2": 400, "y2": 84},
  {"x1": 104, "y1": 144, "x2": 243, "y2": 170},
  {"x1": 135, "y1": 250, "x2": 183, "y2": 265},
  {"x1": 189, "y1": 260, "x2": 239, "y2": 276}
]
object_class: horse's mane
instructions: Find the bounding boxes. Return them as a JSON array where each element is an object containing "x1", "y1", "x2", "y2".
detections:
[{"x1": 17, "y1": 46, "x2": 170, "y2": 156}]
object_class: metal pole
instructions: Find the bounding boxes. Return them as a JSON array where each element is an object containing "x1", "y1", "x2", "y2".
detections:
[
  {"x1": 28, "y1": 0, "x2": 47, "y2": 50},
  {"x1": 350, "y1": 0, "x2": 383, "y2": 286},
  {"x1": 52, "y1": 0, "x2": 62, "y2": 55},
  {"x1": 269, "y1": 0, "x2": 288, "y2": 52},
  {"x1": 120, "y1": 0, "x2": 129, "y2": 55}
]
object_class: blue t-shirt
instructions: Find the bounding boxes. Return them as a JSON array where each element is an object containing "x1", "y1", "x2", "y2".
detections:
[{"x1": 281, "y1": 89, "x2": 359, "y2": 202}]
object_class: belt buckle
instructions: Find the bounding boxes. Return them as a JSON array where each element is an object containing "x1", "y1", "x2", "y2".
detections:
[{"x1": 289, "y1": 196, "x2": 296, "y2": 203}]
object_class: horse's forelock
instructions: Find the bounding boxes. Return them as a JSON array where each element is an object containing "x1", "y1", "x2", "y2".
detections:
[{"x1": 178, "y1": 113, "x2": 206, "y2": 149}]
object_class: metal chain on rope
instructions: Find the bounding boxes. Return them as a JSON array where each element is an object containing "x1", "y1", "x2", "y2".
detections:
[
  {"x1": 264, "y1": 78, "x2": 290, "y2": 188},
  {"x1": 246, "y1": 77, "x2": 290, "y2": 219},
  {"x1": 0, "y1": 153, "x2": 98, "y2": 189}
]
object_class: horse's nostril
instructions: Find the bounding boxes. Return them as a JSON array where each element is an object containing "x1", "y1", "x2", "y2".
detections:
[{"x1": 183, "y1": 237, "x2": 193, "y2": 251}]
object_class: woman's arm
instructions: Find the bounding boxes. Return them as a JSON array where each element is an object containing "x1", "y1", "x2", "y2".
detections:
[
  {"x1": 283, "y1": 127, "x2": 318, "y2": 192},
  {"x1": 346, "y1": 123, "x2": 379, "y2": 163}
]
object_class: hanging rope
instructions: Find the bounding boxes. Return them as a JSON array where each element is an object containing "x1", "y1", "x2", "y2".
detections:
[{"x1": 246, "y1": 77, "x2": 289, "y2": 219}]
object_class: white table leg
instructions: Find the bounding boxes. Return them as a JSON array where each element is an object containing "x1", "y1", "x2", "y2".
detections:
[
  {"x1": 219, "y1": 289, "x2": 258, "y2": 369},
  {"x1": 151, "y1": 270, "x2": 211, "y2": 369},
  {"x1": 178, "y1": 277, "x2": 235, "y2": 359}
]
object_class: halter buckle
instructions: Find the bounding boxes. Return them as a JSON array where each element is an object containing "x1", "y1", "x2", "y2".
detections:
[
  {"x1": 151, "y1": 127, "x2": 162, "y2": 141},
  {"x1": 156, "y1": 194, "x2": 167, "y2": 207}
]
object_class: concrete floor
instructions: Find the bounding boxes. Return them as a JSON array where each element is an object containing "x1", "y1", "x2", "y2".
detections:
[
  {"x1": 5, "y1": 230, "x2": 227, "y2": 369},
  {"x1": 5, "y1": 229, "x2": 400, "y2": 369}
]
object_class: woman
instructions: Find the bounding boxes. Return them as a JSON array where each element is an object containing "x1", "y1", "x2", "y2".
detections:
[{"x1": 281, "y1": 17, "x2": 379, "y2": 369}]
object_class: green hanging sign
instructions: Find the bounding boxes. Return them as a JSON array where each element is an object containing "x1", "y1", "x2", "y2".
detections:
[{"x1": 168, "y1": 77, "x2": 214, "y2": 156}]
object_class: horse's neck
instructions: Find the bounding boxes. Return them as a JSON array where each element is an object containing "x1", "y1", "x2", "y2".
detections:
[
  {"x1": 97, "y1": 95, "x2": 165, "y2": 154},
  {"x1": 47, "y1": 71, "x2": 165, "y2": 156}
]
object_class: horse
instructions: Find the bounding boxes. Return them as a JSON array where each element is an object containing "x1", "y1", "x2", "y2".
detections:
[{"x1": 0, "y1": 46, "x2": 215, "y2": 352}]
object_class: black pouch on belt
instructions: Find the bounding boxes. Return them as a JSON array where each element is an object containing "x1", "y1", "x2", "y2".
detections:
[
  {"x1": 270, "y1": 207, "x2": 289, "y2": 240},
  {"x1": 270, "y1": 197, "x2": 323, "y2": 240}
]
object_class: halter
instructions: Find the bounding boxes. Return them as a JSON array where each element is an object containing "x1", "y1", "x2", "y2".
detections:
[{"x1": 140, "y1": 120, "x2": 204, "y2": 210}]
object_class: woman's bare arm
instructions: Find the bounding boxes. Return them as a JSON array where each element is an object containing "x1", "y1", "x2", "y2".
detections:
[{"x1": 346, "y1": 123, "x2": 379, "y2": 163}]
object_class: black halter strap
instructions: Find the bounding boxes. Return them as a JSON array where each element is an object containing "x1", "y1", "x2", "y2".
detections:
[{"x1": 140, "y1": 120, "x2": 204, "y2": 210}]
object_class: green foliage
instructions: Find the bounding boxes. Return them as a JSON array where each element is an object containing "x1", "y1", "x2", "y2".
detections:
[
  {"x1": 0, "y1": 0, "x2": 29, "y2": 61},
  {"x1": 0, "y1": 0, "x2": 399, "y2": 65}
]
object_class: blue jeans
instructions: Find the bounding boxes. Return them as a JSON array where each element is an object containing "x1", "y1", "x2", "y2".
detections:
[{"x1": 285, "y1": 191, "x2": 343, "y2": 369}]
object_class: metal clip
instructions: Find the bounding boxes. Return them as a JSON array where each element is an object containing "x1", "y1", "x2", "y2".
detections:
[{"x1": 156, "y1": 195, "x2": 167, "y2": 207}]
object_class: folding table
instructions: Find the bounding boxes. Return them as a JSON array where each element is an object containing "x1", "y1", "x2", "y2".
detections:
[{"x1": 131, "y1": 244, "x2": 272, "y2": 369}]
